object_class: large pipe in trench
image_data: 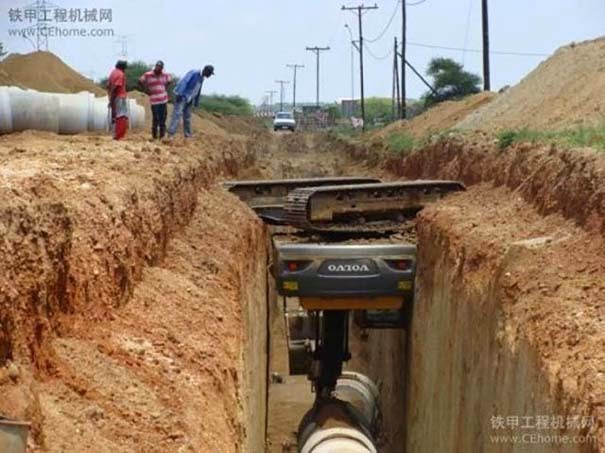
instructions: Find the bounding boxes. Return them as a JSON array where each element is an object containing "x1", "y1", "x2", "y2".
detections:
[
  {"x1": 298, "y1": 372, "x2": 380, "y2": 453},
  {"x1": 0, "y1": 86, "x2": 145, "y2": 135}
]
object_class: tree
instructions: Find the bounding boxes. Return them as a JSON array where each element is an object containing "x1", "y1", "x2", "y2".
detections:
[
  {"x1": 364, "y1": 97, "x2": 392, "y2": 125},
  {"x1": 423, "y1": 57, "x2": 481, "y2": 107},
  {"x1": 0, "y1": 42, "x2": 7, "y2": 59}
]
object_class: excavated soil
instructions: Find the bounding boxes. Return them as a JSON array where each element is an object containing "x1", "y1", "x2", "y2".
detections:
[
  {"x1": 0, "y1": 51, "x2": 105, "y2": 95},
  {"x1": 369, "y1": 91, "x2": 495, "y2": 141},
  {"x1": 458, "y1": 38, "x2": 605, "y2": 131}
]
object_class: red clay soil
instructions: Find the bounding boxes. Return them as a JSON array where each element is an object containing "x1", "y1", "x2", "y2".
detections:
[
  {"x1": 0, "y1": 128, "x2": 265, "y2": 451},
  {"x1": 408, "y1": 184, "x2": 605, "y2": 450},
  {"x1": 375, "y1": 136, "x2": 605, "y2": 448},
  {"x1": 385, "y1": 136, "x2": 605, "y2": 236}
]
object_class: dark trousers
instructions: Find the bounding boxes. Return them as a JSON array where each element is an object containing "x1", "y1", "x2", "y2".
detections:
[{"x1": 151, "y1": 103, "x2": 168, "y2": 139}]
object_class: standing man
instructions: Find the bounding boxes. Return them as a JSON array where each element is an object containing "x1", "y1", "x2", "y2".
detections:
[
  {"x1": 107, "y1": 60, "x2": 128, "y2": 140},
  {"x1": 168, "y1": 65, "x2": 214, "y2": 138},
  {"x1": 138, "y1": 61, "x2": 172, "y2": 139}
]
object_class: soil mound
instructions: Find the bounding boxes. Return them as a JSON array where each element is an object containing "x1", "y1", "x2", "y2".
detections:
[
  {"x1": 0, "y1": 51, "x2": 104, "y2": 95},
  {"x1": 458, "y1": 37, "x2": 605, "y2": 131},
  {"x1": 369, "y1": 92, "x2": 494, "y2": 140}
]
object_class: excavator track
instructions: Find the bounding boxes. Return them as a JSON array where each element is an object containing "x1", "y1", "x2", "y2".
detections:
[
  {"x1": 284, "y1": 180, "x2": 465, "y2": 233},
  {"x1": 223, "y1": 177, "x2": 379, "y2": 224}
]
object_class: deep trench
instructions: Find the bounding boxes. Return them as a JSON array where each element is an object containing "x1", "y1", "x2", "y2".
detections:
[
  {"x1": 251, "y1": 133, "x2": 411, "y2": 453},
  {"x1": 4, "y1": 131, "x2": 598, "y2": 452},
  {"x1": 246, "y1": 133, "x2": 603, "y2": 453}
]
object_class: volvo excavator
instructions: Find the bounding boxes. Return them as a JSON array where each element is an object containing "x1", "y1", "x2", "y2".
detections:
[{"x1": 225, "y1": 177, "x2": 464, "y2": 395}]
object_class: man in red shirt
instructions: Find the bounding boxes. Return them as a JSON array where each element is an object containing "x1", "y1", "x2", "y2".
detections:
[
  {"x1": 138, "y1": 61, "x2": 172, "y2": 139},
  {"x1": 107, "y1": 60, "x2": 128, "y2": 140}
]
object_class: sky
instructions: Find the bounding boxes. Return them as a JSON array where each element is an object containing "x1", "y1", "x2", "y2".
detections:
[{"x1": 1, "y1": 0, "x2": 604, "y2": 106}]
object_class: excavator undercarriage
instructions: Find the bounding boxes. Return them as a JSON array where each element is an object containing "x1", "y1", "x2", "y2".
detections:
[{"x1": 224, "y1": 176, "x2": 464, "y2": 395}]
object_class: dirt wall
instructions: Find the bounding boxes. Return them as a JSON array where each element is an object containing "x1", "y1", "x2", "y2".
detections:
[
  {"x1": 0, "y1": 131, "x2": 269, "y2": 451},
  {"x1": 407, "y1": 186, "x2": 604, "y2": 452},
  {"x1": 348, "y1": 136, "x2": 605, "y2": 452}
]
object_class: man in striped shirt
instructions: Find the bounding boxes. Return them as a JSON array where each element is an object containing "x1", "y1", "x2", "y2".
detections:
[{"x1": 139, "y1": 61, "x2": 172, "y2": 139}]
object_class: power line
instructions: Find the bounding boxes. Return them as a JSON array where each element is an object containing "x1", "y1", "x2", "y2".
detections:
[
  {"x1": 406, "y1": 0, "x2": 427, "y2": 5},
  {"x1": 366, "y1": 0, "x2": 399, "y2": 43},
  {"x1": 342, "y1": 3, "x2": 379, "y2": 130},
  {"x1": 306, "y1": 46, "x2": 330, "y2": 106},
  {"x1": 364, "y1": 42, "x2": 393, "y2": 61},
  {"x1": 286, "y1": 64, "x2": 304, "y2": 109},
  {"x1": 461, "y1": 0, "x2": 473, "y2": 65},
  {"x1": 406, "y1": 41, "x2": 548, "y2": 57}
]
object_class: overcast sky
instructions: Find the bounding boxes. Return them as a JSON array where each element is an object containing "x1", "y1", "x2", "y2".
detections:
[{"x1": 1, "y1": 0, "x2": 604, "y2": 105}]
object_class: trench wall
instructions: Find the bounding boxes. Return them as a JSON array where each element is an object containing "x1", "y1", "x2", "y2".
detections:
[
  {"x1": 0, "y1": 131, "x2": 269, "y2": 450},
  {"x1": 348, "y1": 136, "x2": 605, "y2": 452}
]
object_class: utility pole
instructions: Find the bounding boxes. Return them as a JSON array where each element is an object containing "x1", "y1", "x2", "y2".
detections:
[
  {"x1": 394, "y1": 37, "x2": 401, "y2": 120},
  {"x1": 266, "y1": 90, "x2": 277, "y2": 114},
  {"x1": 342, "y1": 3, "x2": 378, "y2": 130},
  {"x1": 401, "y1": 0, "x2": 407, "y2": 118},
  {"x1": 275, "y1": 80, "x2": 290, "y2": 112},
  {"x1": 286, "y1": 64, "x2": 304, "y2": 110},
  {"x1": 482, "y1": 0, "x2": 491, "y2": 91},
  {"x1": 306, "y1": 46, "x2": 330, "y2": 107}
]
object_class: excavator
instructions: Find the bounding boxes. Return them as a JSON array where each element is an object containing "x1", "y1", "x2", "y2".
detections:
[{"x1": 225, "y1": 177, "x2": 464, "y2": 395}]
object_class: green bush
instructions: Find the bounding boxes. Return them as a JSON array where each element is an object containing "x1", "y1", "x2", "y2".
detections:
[
  {"x1": 387, "y1": 131, "x2": 416, "y2": 154},
  {"x1": 198, "y1": 94, "x2": 253, "y2": 117}
]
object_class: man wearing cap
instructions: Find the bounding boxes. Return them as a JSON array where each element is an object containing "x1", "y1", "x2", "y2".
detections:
[
  {"x1": 167, "y1": 65, "x2": 215, "y2": 138},
  {"x1": 139, "y1": 61, "x2": 172, "y2": 139}
]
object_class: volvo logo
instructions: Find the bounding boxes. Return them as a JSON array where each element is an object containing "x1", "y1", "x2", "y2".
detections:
[{"x1": 327, "y1": 264, "x2": 371, "y2": 272}]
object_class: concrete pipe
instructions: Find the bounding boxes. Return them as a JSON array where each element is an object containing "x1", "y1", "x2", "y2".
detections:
[
  {"x1": 91, "y1": 97, "x2": 110, "y2": 132},
  {"x1": 0, "y1": 86, "x2": 147, "y2": 135},
  {"x1": 300, "y1": 427, "x2": 377, "y2": 453},
  {"x1": 334, "y1": 372, "x2": 380, "y2": 431},
  {"x1": 0, "y1": 87, "x2": 13, "y2": 134},
  {"x1": 9, "y1": 88, "x2": 60, "y2": 133},
  {"x1": 298, "y1": 373, "x2": 380, "y2": 453},
  {"x1": 58, "y1": 92, "x2": 91, "y2": 134},
  {"x1": 127, "y1": 99, "x2": 145, "y2": 129}
]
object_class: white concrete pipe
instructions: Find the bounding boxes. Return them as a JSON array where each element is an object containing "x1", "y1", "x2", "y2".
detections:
[
  {"x1": 334, "y1": 371, "x2": 380, "y2": 431},
  {"x1": 127, "y1": 99, "x2": 145, "y2": 130},
  {"x1": 300, "y1": 427, "x2": 377, "y2": 453},
  {"x1": 0, "y1": 86, "x2": 145, "y2": 135},
  {"x1": 0, "y1": 87, "x2": 12, "y2": 134},
  {"x1": 298, "y1": 373, "x2": 380, "y2": 453},
  {"x1": 8, "y1": 87, "x2": 60, "y2": 133},
  {"x1": 58, "y1": 91, "x2": 90, "y2": 134}
]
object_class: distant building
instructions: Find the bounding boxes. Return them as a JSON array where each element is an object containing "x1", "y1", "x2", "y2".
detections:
[{"x1": 340, "y1": 99, "x2": 359, "y2": 118}]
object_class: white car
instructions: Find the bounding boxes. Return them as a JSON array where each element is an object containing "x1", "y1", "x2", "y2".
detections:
[{"x1": 273, "y1": 111, "x2": 296, "y2": 132}]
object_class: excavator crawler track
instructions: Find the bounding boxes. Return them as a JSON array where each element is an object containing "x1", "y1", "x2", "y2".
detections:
[
  {"x1": 284, "y1": 180, "x2": 465, "y2": 233},
  {"x1": 223, "y1": 177, "x2": 380, "y2": 224}
]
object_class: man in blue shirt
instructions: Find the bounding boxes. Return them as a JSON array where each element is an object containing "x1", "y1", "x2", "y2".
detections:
[{"x1": 167, "y1": 65, "x2": 215, "y2": 138}]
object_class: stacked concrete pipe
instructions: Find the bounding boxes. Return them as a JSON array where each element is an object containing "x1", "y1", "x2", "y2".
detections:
[
  {"x1": 298, "y1": 372, "x2": 381, "y2": 453},
  {"x1": 0, "y1": 86, "x2": 145, "y2": 135}
]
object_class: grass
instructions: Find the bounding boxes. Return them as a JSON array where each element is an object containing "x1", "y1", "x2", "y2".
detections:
[
  {"x1": 497, "y1": 125, "x2": 605, "y2": 151},
  {"x1": 387, "y1": 131, "x2": 416, "y2": 154}
]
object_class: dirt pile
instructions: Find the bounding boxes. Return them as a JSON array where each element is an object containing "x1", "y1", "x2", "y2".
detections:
[
  {"x1": 368, "y1": 92, "x2": 495, "y2": 140},
  {"x1": 0, "y1": 51, "x2": 104, "y2": 95},
  {"x1": 458, "y1": 37, "x2": 605, "y2": 131}
]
